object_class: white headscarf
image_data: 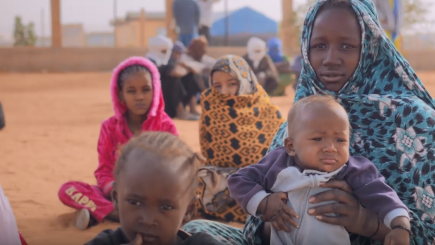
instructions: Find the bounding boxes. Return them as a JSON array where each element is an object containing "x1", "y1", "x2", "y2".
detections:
[
  {"x1": 146, "y1": 36, "x2": 174, "y2": 67},
  {"x1": 247, "y1": 37, "x2": 267, "y2": 69},
  {"x1": 0, "y1": 184, "x2": 21, "y2": 245}
]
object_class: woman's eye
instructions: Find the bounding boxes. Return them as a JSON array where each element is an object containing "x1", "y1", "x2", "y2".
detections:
[
  {"x1": 161, "y1": 205, "x2": 173, "y2": 211},
  {"x1": 342, "y1": 44, "x2": 355, "y2": 49},
  {"x1": 312, "y1": 138, "x2": 322, "y2": 141},
  {"x1": 311, "y1": 44, "x2": 326, "y2": 49},
  {"x1": 230, "y1": 83, "x2": 238, "y2": 87},
  {"x1": 128, "y1": 200, "x2": 141, "y2": 206}
]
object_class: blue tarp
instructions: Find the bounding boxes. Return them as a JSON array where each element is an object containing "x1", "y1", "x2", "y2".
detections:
[{"x1": 210, "y1": 7, "x2": 278, "y2": 36}]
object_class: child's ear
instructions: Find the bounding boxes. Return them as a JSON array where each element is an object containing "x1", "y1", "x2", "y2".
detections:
[
  {"x1": 182, "y1": 196, "x2": 197, "y2": 224},
  {"x1": 111, "y1": 182, "x2": 119, "y2": 211},
  {"x1": 284, "y1": 137, "x2": 296, "y2": 156}
]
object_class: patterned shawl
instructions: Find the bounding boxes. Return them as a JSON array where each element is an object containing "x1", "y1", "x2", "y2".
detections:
[
  {"x1": 260, "y1": 0, "x2": 435, "y2": 244},
  {"x1": 200, "y1": 55, "x2": 285, "y2": 169}
]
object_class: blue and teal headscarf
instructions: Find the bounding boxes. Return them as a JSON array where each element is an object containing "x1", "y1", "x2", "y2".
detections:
[
  {"x1": 267, "y1": 37, "x2": 284, "y2": 63},
  {"x1": 263, "y1": 0, "x2": 435, "y2": 244}
]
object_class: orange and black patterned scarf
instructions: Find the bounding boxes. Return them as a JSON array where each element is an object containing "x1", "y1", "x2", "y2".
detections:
[{"x1": 197, "y1": 55, "x2": 284, "y2": 222}]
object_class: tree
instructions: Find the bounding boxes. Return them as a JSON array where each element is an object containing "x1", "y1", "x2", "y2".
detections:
[
  {"x1": 14, "y1": 16, "x2": 26, "y2": 46},
  {"x1": 13, "y1": 16, "x2": 37, "y2": 46},
  {"x1": 402, "y1": 0, "x2": 431, "y2": 31}
]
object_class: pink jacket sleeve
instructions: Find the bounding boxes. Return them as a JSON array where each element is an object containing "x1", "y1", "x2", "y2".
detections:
[
  {"x1": 161, "y1": 116, "x2": 178, "y2": 136},
  {"x1": 94, "y1": 120, "x2": 116, "y2": 197}
]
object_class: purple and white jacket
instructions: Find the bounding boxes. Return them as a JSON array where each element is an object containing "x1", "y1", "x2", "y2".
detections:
[{"x1": 228, "y1": 147, "x2": 409, "y2": 245}]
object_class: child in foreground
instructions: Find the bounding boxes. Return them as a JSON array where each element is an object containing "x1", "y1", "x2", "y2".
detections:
[
  {"x1": 58, "y1": 57, "x2": 178, "y2": 230},
  {"x1": 85, "y1": 132, "x2": 221, "y2": 245},
  {"x1": 228, "y1": 95, "x2": 411, "y2": 245}
]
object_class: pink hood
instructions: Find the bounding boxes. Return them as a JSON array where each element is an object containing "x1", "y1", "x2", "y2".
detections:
[
  {"x1": 109, "y1": 56, "x2": 178, "y2": 141},
  {"x1": 111, "y1": 56, "x2": 164, "y2": 120}
]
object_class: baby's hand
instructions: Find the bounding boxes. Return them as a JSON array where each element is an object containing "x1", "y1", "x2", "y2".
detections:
[
  {"x1": 257, "y1": 192, "x2": 299, "y2": 232},
  {"x1": 384, "y1": 217, "x2": 411, "y2": 245},
  {"x1": 384, "y1": 228, "x2": 410, "y2": 245}
]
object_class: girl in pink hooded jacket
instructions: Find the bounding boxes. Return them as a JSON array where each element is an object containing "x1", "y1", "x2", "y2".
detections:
[{"x1": 58, "y1": 57, "x2": 178, "y2": 230}]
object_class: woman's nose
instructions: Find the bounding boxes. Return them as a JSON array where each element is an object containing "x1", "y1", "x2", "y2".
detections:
[{"x1": 322, "y1": 47, "x2": 341, "y2": 67}]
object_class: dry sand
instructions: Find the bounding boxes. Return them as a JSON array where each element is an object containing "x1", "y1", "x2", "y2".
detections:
[{"x1": 0, "y1": 72, "x2": 433, "y2": 245}]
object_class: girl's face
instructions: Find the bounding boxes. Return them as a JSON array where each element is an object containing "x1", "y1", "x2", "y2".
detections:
[
  {"x1": 113, "y1": 150, "x2": 195, "y2": 245},
  {"x1": 212, "y1": 71, "x2": 239, "y2": 96},
  {"x1": 309, "y1": 7, "x2": 361, "y2": 92},
  {"x1": 119, "y1": 71, "x2": 153, "y2": 117}
]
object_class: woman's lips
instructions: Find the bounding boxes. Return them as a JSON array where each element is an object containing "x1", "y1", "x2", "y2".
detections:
[{"x1": 321, "y1": 72, "x2": 344, "y2": 83}]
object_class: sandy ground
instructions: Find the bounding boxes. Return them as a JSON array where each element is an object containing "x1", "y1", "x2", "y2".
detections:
[{"x1": 0, "y1": 71, "x2": 434, "y2": 245}]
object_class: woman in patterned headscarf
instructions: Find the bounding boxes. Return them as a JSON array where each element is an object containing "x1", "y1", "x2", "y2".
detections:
[
  {"x1": 183, "y1": 0, "x2": 435, "y2": 244},
  {"x1": 196, "y1": 55, "x2": 284, "y2": 223}
]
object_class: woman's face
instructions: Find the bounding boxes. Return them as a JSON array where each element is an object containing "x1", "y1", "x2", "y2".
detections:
[
  {"x1": 212, "y1": 71, "x2": 239, "y2": 96},
  {"x1": 309, "y1": 7, "x2": 361, "y2": 92}
]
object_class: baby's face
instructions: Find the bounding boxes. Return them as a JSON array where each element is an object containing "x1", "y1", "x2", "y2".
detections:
[{"x1": 285, "y1": 103, "x2": 350, "y2": 173}]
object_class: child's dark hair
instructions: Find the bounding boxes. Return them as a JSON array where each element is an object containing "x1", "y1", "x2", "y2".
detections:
[
  {"x1": 318, "y1": 0, "x2": 354, "y2": 14},
  {"x1": 287, "y1": 94, "x2": 353, "y2": 135},
  {"x1": 117, "y1": 65, "x2": 152, "y2": 90},
  {"x1": 114, "y1": 131, "x2": 204, "y2": 196}
]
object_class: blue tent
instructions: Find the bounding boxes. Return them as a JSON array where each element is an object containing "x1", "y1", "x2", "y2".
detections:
[{"x1": 211, "y1": 7, "x2": 278, "y2": 36}]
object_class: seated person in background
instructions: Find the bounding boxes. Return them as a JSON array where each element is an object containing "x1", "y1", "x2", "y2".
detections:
[
  {"x1": 147, "y1": 36, "x2": 199, "y2": 121},
  {"x1": 58, "y1": 57, "x2": 177, "y2": 230},
  {"x1": 228, "y1": 95, "x2": 411, "y2": 245},
  {"x1": 267, "y1": 37, "x2": 293, "y2": 96},
  {"x1": 180, "y1": 36, "x2": 216, "y2": 114},
  {"x1": 243, "y1": 37, "x2": 280, "y2": 95},
  {"x1": 291, "y1": 54, "x2": 302, "y2": 90},
  {"x1": 85, "y1": 132, "x2": 221, "y2": 245},
  {"x1": 197, "y1": 55, "x2": 284, "y2": 223}
]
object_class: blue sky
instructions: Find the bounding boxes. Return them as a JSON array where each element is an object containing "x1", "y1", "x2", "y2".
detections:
[{"x1": 0, "y1": 0, "x2": 434, "y2": 40}]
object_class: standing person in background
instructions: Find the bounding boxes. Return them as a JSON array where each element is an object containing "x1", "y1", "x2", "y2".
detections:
[
  {"x1": 243, "y1": 37, "x2": 280, "y2": 95},
  {"x1": 372, "y1": 0, "x2": 403, "y2": 52},
  {"x1": 267, "y1": 37, "x2": 293, "y2": 96},
  {"x1": 0, "y1": 101, "x2": 4, "y2": 130},
  {"x1": 173, "y1": 0, "x2": 200, "y2": 47},
  {"x1": 197, "y1": 0, "x2": 220, "y2": 42}
]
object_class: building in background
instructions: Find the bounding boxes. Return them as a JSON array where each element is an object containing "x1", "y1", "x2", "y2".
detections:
[
  {"x1": 111, "y1": 9, "x2": 166, "y2": 48},
  {"x1": 62, "y1": 24, "x2": 86, "y2": 47},
  {"x1": 210, "y1": 7, "x2": 278, "y2": 46},
  {"x1": 0, "y1": 34, "x2": 13, "y2": 47},
  {"x1": 87, "y1": 32, "x2": 114, "y2": 47}
]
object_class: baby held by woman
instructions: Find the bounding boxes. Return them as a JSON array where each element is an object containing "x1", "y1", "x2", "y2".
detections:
[{"x1": 228, "y1": 95, "x2": 411, "y2": 245}]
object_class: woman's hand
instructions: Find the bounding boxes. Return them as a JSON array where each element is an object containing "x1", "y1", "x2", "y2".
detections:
[{"x1": 306, "y1": 180, "x2": 391, "y2": 240}]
